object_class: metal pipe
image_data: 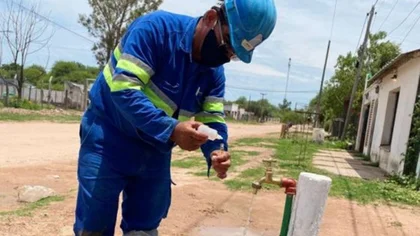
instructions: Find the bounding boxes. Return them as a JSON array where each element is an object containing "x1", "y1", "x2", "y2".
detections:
[
  {"x1": 280, "y1": 194, "x2": 294, "y2": 236},
  {"x1": 251, "y1": 159, "x2": 297, "y2": 236}
]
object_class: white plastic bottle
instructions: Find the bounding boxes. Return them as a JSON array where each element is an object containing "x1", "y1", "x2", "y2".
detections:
[{"x1": 197, "y1": 125, "x2": 223, "y2": 141}]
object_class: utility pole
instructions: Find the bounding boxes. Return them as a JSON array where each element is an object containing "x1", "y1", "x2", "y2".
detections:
[
  {"x1": 341, "y1": 5, "x2": 375, "y2": 140},
  {"x1": 260, "y1": 93, "x2": 266, "y2": 122},
  {"x1": 315, "y1": 40, "x2": 331, "y2": 128},
  {"x1": 284, "y1": 58, "x2": 291, "y2": 101}
]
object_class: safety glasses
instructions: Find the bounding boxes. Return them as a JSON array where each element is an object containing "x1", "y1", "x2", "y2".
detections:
[{"x1": 214, "y1": 7, "x2": 238, "y2": 61}]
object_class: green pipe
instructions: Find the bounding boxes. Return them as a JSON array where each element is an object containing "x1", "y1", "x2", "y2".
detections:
[{"x1": 280, "y1": 194, "x2": 294, "y2": 236}]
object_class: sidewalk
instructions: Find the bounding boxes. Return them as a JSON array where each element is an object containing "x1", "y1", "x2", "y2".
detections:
[{"x1": 313, "y1": 149, "x2": 387, "y2": 180}]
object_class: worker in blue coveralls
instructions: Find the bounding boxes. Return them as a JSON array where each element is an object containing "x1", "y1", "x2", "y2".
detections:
[{"x1": 73, "y1": 0, "x2": 277, "y2": 235}]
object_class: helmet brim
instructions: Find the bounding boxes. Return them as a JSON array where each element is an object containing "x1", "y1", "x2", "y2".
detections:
[{"x1": 227, "y1": 22, "x2": 253, "y2": 64}]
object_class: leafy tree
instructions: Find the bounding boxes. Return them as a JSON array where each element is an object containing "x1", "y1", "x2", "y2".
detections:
[
  {"x1": 311, "y1": 31, "x2": 401, "y2": 138},
  {"x1": 234, "y1": 96, "x2": 248, "y2": 109},
  {"x1": 0, "y1": 63, "x2": 20, "y2": 79},
  {"x1": 79, "y1": 0, "x2": 163, "y2": 66},
  {"x1": 24, "y1": 65, "x2": 47, "y2": 85},
  {"x1": 279, "y1": 98, "x2": 292, "y2": 111},
  {"x1": 51, "y1": 61, "x2": 85, "y2": 78},
  {"x1": 48, "y1": 61, "x2": 100, "y2": 90}
]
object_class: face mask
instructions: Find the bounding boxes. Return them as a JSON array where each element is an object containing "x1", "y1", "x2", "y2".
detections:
[{"x1": 199, "y1": 29, "x2": 230, "y2": 67}]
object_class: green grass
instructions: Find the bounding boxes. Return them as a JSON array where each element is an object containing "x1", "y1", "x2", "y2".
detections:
[
  {"x1": 0, "y1": 196, "x2": 65, "y2": 217},
  {"x1": 224, "y1": 137, "x2": 420, "y2": 206},
  {"x1": 172, "y1": 149, "x2": 258, "y2": 173},
  {"x1": 231, "y1": 151, "x2": 259, "y2": 167},
  {"x1": 0, "y1": 112, "x2": 81, "y2": 123},
  {"x1": 171, "y1": 156, "x2": 205, "y2": 168},
  {"x1": 225, "y1": 117, "x2": 259, "y2": 125}
]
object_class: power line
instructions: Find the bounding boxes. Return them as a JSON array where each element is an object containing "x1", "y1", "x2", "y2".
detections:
[
  {"x1": 329, "y1": 0, "x2": 339, "y2": 40},
  {"x1": 3, "y1": 0, "x2": 95, "y2": 43},
  {"x1": 401, "y1": 12, "x2": 420, "y2": 45},
  {"x1": 388, "y1": 1, "x2": 420, "y2": 36},
  {"x1": 225, "y1": 85, "x2": 318, "y2": 94},
  {"x1": 378, "y1": 0, "x2": 400, "y2": 31},
  {"x1": 372, "y1": 11, "x2": 378, "y2": 30},
  {"x1": 355, "y1": 14, "x2": 368, "y2": 54}
]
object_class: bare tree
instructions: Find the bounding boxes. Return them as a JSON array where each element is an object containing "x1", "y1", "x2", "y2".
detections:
[
  {"x1": 0, "y1": 0, "x2": 55, "y2": 99},
  {"x1": 79, "y1": 0, "x2": 163, "y2": 67}
]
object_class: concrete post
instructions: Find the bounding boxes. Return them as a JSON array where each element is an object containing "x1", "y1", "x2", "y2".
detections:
[{"x1": 287, "y1": 172, "x2": 332, "y2": 236}]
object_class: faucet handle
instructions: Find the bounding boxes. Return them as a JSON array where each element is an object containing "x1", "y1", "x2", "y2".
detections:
[{"x1": 263, "y1": 159, "x2": 277, "y2": 168}]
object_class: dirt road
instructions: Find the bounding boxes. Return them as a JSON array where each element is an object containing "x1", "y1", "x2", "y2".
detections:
[
  {"x1": 1, "y1": 122, "x2": 419, "y2": 236},
  {"x1": 0, "y1": 122, "x2": 281, "y2": 168}
]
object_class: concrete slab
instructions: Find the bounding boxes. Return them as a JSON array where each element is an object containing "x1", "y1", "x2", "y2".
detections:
[{"x1": 313, "y1": 149, "x2": 386, "y2": 180}]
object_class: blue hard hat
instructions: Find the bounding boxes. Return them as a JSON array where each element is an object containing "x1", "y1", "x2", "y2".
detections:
[{"x1": 224, "y1": 0, "x2": 277, "y2": 63}]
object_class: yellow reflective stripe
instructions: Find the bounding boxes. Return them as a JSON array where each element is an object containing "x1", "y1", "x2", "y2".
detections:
[
  {"x1": 203, "y1": 102, "x2": 224, "y2": 112},
  {"x1": 195, "y1": 112, "x2": 225, "y2": 124},
  {"x1": 114, "y1": 44, "x2": 122, "y2": 60},
  {"x1": 177, "y1": 109, "x2": 195, "y2": 121},
  {"x1": 195, "y1": 115, "x2": 225, "y2": 124},
  {"x1": 116, "y1": 59, "x2": 151, "y2": 85},
  {"x1": 143, "y1": 86, "x2": 174, "y2": 116},
  {"x1": 104, "y1": 63, "x2": 142, "y2": 92},
  {"x1": 104, "y1": 64, "x2": 113, "y2": 85},
  {"x1": 177, "y1": 115, "x2": 191, "y2": 122}
]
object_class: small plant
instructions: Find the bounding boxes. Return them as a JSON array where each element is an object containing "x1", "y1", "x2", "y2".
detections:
[
  {"x1": 386, "y1": 174, "x2": 420, "y2": 191},
  {"x1": 0, "y1": 196, "x2": 64, "y2": 217},
  {"x1": 8, "y1": 98, "x2": 43, "y2": 110},
  {"x1": 404, "y1": 99, "x2": 420, "y2": 175},
  {"x1": 329, "y1": 140, "x2": 351, "y2": 150}
]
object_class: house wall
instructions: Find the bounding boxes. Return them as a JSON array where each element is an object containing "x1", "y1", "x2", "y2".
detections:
[
  {"x1": 356, "y1": 84, "x2": 379, "y2": 152},
  {"x1": 369, "y1": 58, "x2": 420, "y2": 174}
]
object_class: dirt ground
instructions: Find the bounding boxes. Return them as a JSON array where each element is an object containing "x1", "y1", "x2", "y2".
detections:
[{"x1": 1, "y1": 122, "x2": 420, "y2": 236}]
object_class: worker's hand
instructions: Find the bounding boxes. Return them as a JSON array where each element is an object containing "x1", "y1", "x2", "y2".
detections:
[
  {"x1": 170, "y1": 121, "x2": 208, "y2": 151},
  {"x1": 211, "y1": 150, "x2": 231, "y2": 179}
]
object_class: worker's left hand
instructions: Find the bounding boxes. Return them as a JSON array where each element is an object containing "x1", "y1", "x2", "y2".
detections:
[{"x1": 211, "y1": 150, "x2": 231, "y2": 179}]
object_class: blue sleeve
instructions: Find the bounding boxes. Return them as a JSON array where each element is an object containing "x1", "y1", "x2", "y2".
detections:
[
  {"x1": 196, "y1": 68, "x2": 229, "y2": 176},
  {"x1": 106, "y1": 20, "x2": 178, "y2": 144}
]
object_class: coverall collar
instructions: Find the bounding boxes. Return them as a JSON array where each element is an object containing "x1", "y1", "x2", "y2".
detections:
[{"x1": 180, "y1": 16, "x2": 201, "y2": 56}]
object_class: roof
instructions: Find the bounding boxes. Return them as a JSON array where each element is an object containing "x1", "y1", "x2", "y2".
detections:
[{"x1": 369, "y1": 48, "x2": 420, "y2": 85}]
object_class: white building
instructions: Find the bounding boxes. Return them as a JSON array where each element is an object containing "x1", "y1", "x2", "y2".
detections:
[
  {"x1": 356, "y1": 49, "x2": 420, "y2": 175},
  {"x1": 224, "y1": 103, "x2": 253, "y2": 120},
  {"x1": 224, "y1": 103, "x2": 239, "y2": 119}
]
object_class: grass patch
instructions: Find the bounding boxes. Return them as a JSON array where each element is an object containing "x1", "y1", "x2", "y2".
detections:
[
  {"x1": 224, "y1": 137, "x2": 420, "y2": 206},
  {"x1": 225, "y1": 117, "x2": 259, "y2": 125},
  {"x1": 236, "y1": 137, "x2": 277, "y2": 146},
  {"x1": 171, "y1": 156, "x2": 205, "y2": 169},
  {"x1": 323, "y1": 172, "x2": 420, "y2": 205},
  {"x1": 191, "y1": 169, "x2": 221, "y2": 182},
  {"x1": 0, "y1": 112, "x2": 81, "y2": 123},
  {"x1": 224, "y1": 179, "x2": 253, "y2": 190},
  {"x1": 230, "y1": 151, "x2": 252, "y2": 168},
  {"x1": 0, "y1": 196, "x2": 65, "y2": 217}
]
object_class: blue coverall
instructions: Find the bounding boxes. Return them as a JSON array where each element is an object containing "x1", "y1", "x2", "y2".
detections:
[{"x1": 73, "y1": 10, "x2": 228, "y2": 235}]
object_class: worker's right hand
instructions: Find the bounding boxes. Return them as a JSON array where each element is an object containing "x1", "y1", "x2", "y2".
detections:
[{"x1": 170, "y1": 121, "x2": 208, "y2": 151}]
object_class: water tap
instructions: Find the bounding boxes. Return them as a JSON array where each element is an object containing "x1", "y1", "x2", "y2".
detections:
[{"x1": 251, "y1": 159, "x2": 297, "y2": 195}]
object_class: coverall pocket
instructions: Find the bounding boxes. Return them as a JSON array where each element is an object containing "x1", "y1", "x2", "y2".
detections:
[{"x1": 80, "y1": 112, "x2": 97, "y2": 146}]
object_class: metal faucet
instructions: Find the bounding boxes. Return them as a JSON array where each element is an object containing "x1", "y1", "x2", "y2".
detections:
[{"x1": 252, "y1": 159, "x2": 297, "y2": 195}]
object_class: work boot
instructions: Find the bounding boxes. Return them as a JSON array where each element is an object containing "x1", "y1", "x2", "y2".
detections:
[{"x1": 124, "y1": 230, "x2": 158, "y2": 236}]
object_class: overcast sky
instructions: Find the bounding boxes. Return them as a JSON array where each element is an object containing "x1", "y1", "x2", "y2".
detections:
[{"x1": 1, "y1": 0, "x2": 419, "y2": 107}]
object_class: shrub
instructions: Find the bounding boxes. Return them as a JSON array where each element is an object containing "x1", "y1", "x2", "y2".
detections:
[{"x1": 8, "y1": 98, "x2": 42, "y2": 110}]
